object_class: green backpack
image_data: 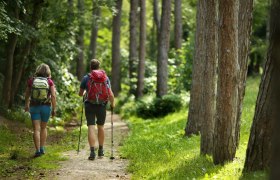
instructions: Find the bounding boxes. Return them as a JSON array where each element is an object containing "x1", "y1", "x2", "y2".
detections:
[{"x1": 31, "y1": 77, "x2": 50, "y2": 103}]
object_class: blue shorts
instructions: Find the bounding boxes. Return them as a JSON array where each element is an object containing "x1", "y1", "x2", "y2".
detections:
[{"x1": 30, "y1": 105, "x2": 51, "y2": 122}]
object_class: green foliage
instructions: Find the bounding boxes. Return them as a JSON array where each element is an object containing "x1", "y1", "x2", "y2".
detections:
[
  {"x1": 0, "y1": 121, "x2": 78, "y2": 178},
  {"x1": 0, "y1": 107, "x2": 31, "y2": 127},
  {"x1": 120, "y1": 77, "x2": 268, "y2": 179},
  {"x1": 135, "y1": 94, "x2": 183, "y2": 119}
]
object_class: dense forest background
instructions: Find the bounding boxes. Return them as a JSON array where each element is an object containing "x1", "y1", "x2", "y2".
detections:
[
  {"x1": 2, "y1": 0, "x2": 280, "y2": 179},
  {"x1": 0, "y1": 0, "x2": 268, "y2": 114}
]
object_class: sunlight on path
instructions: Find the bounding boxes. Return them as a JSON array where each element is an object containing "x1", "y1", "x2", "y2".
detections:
[{"x1": 51, "y1": 112, "x2": 130, "y2": 180}]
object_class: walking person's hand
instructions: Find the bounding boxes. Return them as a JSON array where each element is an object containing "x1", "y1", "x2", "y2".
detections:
[
  {"x1": 110, "y1": 103, "x2": 115, "y2": 110},
  {"x1": 25, "y1": 105, "x2": 30, "y2": 112},
  {"x1": 51, "y1": 109, "x2": 56, "y2": 117}
]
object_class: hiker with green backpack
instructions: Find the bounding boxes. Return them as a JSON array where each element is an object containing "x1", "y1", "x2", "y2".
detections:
[
  {"x1": 25, "y1": 63, "x2": 56, "y2": 157},
  {"x1": 79, "y1": 59, "x2": 115, "y2": 160}
]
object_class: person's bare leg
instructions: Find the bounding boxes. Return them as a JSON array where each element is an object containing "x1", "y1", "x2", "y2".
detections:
[
  {"x1": 97, "y1": 125, "x2": 104, "y2": 146},
  {"x1": 32, "y1": 120, "x2": 41, "y2": 152},
  {"x1": 40, "y1": 122, "x2": 48, "y2": 153},
  {"x1": 97, "y1": 125, "x2": 105, "y2": 156},
  {"x1": 88, "y1": 125, "x2": 96, "y2": 159},
  {"x1": 88, "y1": 125, "x2": 96, "y2": 147}
]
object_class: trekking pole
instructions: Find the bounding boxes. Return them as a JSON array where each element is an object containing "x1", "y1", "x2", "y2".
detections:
[
  {"x1": 77, "y1": 96, "x2": 84, "y2": 154},
  {"x1": 110, "y1": 106, "x2": 115, "y2": 160}
]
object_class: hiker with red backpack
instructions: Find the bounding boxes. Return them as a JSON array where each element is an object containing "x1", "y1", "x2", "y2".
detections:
[
  {"x1": 25, "y1": 63, "x2": 56, "y2": 157},
  {"x1": 79, "y1": 59, "x2": 115, "y2": 160}
]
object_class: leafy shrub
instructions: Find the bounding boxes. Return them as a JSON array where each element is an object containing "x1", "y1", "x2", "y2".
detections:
[
  {"x1": 153, "y1": 94, "x2": 183, "y2": 117},
  {"x1": 136, "y1": 100, "x2": 155, "y2": 119},
  {"x1": 136, "y1": 94, "x2": 183, "y2": 119},
  {"x1": 115, "y1": 92, "x2": 135, "y2": 114}
]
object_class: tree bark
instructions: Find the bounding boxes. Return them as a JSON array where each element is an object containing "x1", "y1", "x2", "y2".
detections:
[
  {"x1": 129, "y1": 0, "x2": 138, "y2": 90},
  {"x1": 111, "y1": 0, "x2": 123, "y2": 96},
  {"x1": 244, "y1": 0, "x2": 277, "y2": 172},
  {"x1": 235, "y1": 0, "x2": 254, "y2": 148},
  {"x1": 200, "y1": 0, "x2": 217, "y2": 155},
  {"x1": 156, "y1": 0, "x2": 171, "y2": 97},
  {"x1": 270, "y1": 2, "x2": 280, "y2": 179},
  {"x1": 2, "y1": 34, "x2": 17, "y2": 107},
  {"x1": 136, "y1": 0, "x2": 146, "y2": 98},
  {"x1": 76, "y1": 0, "x2": 85, "y2": 81},
  {"x1": 184, "y1": 0, "x2": 206, "y2": 136},
  {"x1": 89, "y1": 1, "x2": 100, "y2": 60},
  {"x1": 10, "y1": 0, "x2": 44, "y2": 106},
  {"x1": 153, "y1": 0, "x2": 160, "y2": 32},
  {"x1": 2, "y1": 3, "x2": 19, "y2": 107},
  {"x1": 174, "y1": 0, "x2": 182, "y2": 50},
  {"x1": 213, "y1": 0, "x2": 239, "y2": 165}
]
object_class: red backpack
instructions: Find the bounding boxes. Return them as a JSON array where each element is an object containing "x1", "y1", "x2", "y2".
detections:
[{"x1": 87, "y1": 70, "x2": 110, "y2": 104}]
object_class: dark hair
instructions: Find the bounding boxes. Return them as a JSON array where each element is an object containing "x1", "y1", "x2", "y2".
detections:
[{"x1": 90, "y1": 59, "x2": 100, "y2": 70}]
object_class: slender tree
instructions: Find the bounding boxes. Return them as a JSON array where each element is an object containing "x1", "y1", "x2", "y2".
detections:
[
  {"x1": 244, "y1": 1, "x2": 277, "y2": 172},
  {"x1": 213, "y1": 0, "x2": 239, "y2": 164},
  {"x1": 76, "y1": 0, "x2": 85, "y2": 81},
  {"x1": 235, "y1": 0, "x2": 254, "y2": 148},
  {"x1": 2, "y1": 33, "x2": 18, "y2": 107},
  {"x1": 136, "y1": 0, "x2": 146, "y2": 98},
  {"x1": 111, "y1": 0, "x2": 123, "y2": 96},
  {"x1": 2, "y1": 1, "x2": 19, "y2": 107},
  {"x1": 200, "y1": 0, "x2": 217, "y2": 155},
  {"x1": 156, "y1": 0, "x2": 171, "y2": 97},
  {"x1": 89, "y1": 0, "x2": 100, "y2": 59},
  {"x1": 10, "y1": 0, "x2": 45, "y2": 106},
  {"x1": 153, "y1": 0, "x2": 160, "y2": 32},
  {"x1": 129, "y1": 0, "x2": 138, "y2": 91},
  {"x1": 174, "y1": 0, "x2": 182, "y2": 50},
  {"x1": 184, "y1": 0, "x2": 206, "y2": 136}
]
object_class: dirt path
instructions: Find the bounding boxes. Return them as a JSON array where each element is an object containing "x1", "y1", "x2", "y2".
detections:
[{"x1": 50, "y1": 112, "x2": 130, "y2": 180}]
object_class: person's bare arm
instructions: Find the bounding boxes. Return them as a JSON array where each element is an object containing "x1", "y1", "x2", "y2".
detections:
[
  {"x1": 79, "y1": 88, "x2": 85, "y2": 97},
  {"x1": 25, "y1": 87, "x2": 31, "y2": 112},
  {"x1": 50, "y1": 86, "x2": 56, "y2": 117},
  {"x1": 109, "y1": 89, "x2": 115, "y2": 109}
]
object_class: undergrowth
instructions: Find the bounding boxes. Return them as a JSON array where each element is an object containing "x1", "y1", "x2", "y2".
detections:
[
  {"x1": 120, "y1": 77, "x2": 268, "y2": 179},
  {"x1": 0, "y1": 118, "x2": 81, "y2": 178}
]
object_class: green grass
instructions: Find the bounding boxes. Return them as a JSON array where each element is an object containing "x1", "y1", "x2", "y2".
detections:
[
  {"x1": 120, "y1": 77, "x2": 268, "y2": 180},
  {"x1": 0, "y1": 120, "x2": 80, "y2": 178}
]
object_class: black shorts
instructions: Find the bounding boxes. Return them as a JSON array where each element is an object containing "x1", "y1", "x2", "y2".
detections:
[{"x1": 84, "y1": 102, "x2": 106, "y2": 126}]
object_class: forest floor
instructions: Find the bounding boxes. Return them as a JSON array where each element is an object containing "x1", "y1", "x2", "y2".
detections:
[
  {"x1": 48, "y1": 111, "x2": 130, "y2": 180},
  {"x1": 0, "y1": 111, "x2": 130, "y2": 180}
]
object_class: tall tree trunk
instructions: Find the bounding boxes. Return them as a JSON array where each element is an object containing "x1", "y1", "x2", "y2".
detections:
[
  {"x1": 200, "y1": 0, "x2": 217, "y2": 155},
  {"x1": 2, "y1": 3, "x2": 19, "y2": 107},
  {"x1": 111, "y1": 0, "x2": 123, "y2": 96},
  {"x1": 2, "y1": 34, "x2": 17, "y2": 107},
  {"x1": 244, "y1": 0, "x2": 276, "y2": 172},
  {"x1": 235, "y1": 0, "x2": 254, "y2": 148},
  {"x1": 174, "y1": 0, "x2": 182, "y2": 50},
  {"x1": 129, "y1": 0, "x2": 138, "y2": 91},
  {"x1": 10, "y1": 0, "x2": 44, "y2": 106},
  {"x1": 270, "y1": 2, "x2": 280, "y2": 179},
  {"x1": 76, "y1": 0, "x2": 85, "y2": 81},
  {"x1": 156, "y1": 0, "x2": 171, "y2": 97},
  {"x1": 184, "y1": 0, "x2": 206, "y2": 136},
  {"x1": 213, "y1": 0, "x2": 239, "y2": 165},
  {"x1": 153, "y1": 0, "x2": 160, "y2": 32},
  {"x1": 89, "y1": 1, "x2": 100, "y2": 60},
  {"x1": 136, "y1": 0, "x2": 146, "y2": 98}
]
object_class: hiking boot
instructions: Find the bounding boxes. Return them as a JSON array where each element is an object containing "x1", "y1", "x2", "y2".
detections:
[
  {"x1": 40, "y1": 147, "x2": 45, "y2": 155},
  {"x1": 34, "y1": 151, "x2": 41, "y2": 158},
  {"x1": 88, "y1": 150, "x2": 96, "y2": 160},
  {"x1": 98, "y1": 149, "x2": 104, "y2": 157}
]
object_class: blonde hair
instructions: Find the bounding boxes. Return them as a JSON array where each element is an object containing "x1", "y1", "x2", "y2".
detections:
[{"x1": 35, "y1": 63, "x2": 51, "y2": 78}]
